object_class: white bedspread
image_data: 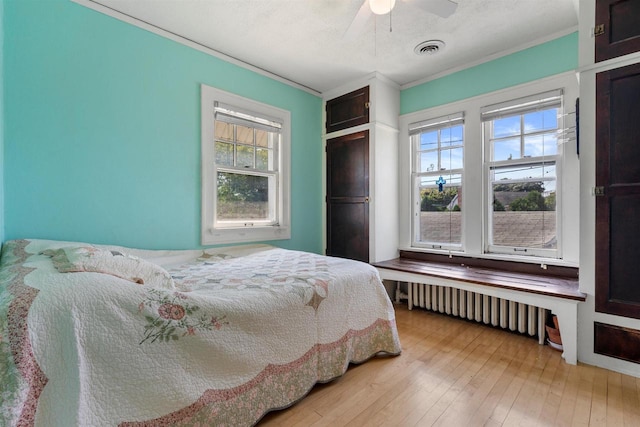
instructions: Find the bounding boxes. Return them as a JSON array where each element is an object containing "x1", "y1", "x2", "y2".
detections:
[{"x1": 0, "y1": 240, "x2": 401, "y2": 426}]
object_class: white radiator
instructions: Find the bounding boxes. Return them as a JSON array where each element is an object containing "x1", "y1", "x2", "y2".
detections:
[{"x1": 405, "y1": 282, "x2": 547, "y2": 344}]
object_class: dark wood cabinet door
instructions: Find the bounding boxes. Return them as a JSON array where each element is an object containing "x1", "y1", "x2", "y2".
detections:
[
  {"x1": 325, "y1": 86, "x2": 369, "y2": 134},
  {"x1": 595, "y1": 0, "x2": 640, "y2": 62},
  {"x1": 595, "y1": 62, "x2": 640, "y2": 319},
  {"x1": 594, "y1": 322, "x2": 640, "y2": 364},
  {"x1": 326, "y1": 131, "x2": 369, "y2": 262}
]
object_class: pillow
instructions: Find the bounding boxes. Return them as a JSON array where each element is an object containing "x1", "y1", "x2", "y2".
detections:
[{"x1": 42, "y1": 246, "x2": 175, "y2": 289}]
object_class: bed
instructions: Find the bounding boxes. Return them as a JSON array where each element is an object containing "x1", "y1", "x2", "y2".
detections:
[{"x1": 0, "y1": 239, "x2": 401, "y2": 426}]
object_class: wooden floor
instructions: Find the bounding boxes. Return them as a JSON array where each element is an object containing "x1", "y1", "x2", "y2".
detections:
[{"x1": 259, "y1": 304, "x2": 640, "y2": 426}]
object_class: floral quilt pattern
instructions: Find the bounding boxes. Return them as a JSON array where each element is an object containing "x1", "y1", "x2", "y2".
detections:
[
  {"x1": 169, "y1": 249, "x2": 334, "y2": 311},
  {"x1": 138, "y1": 289, "x2": 228, "y2": 344},
  {"x1": 0, "y1": 241, "x2": 48, "y2": 427},
  {"x1": 0, "y1": 241, "x2": 401, "y2": 427}
]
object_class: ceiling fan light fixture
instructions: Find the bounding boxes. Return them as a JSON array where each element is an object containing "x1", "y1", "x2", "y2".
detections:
[{"x1": 369, "y1": 0, "x2": 396, "y2": 15}]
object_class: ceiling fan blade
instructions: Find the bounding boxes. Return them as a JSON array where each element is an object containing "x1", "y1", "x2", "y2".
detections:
[
  {"x1": 343, "y1": 0, "x2": 373, "y2": 40},
  {"x1": 404, "y1": 0, "x2": 458, "y2": 18}
]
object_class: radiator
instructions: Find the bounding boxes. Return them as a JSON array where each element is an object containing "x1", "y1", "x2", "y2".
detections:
[{"x1": 405, "y1": 282, "x2": 547, "y2": 344}]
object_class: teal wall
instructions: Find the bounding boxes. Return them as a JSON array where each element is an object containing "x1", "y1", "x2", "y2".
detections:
[
  {"x1": 3, "y1": 0, "x2": 322, "y2": 252},
  {"x1": 401, "y1": 32, "x2": 579, "y2": 115},
  {"x1": 2, "y1": 0, "x2": 577, "y2": 253}
]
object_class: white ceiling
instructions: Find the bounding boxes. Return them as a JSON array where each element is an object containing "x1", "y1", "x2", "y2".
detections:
[{"x1": 88, "y1": 0, "x2": 579, "y2": 94}]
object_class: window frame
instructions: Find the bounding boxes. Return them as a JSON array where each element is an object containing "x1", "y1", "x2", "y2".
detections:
[
  {"x1": 482, "y1": 91, "x2": 564, "y2": 258},
  {"x1": 398, "y1": 72, "x2": 579, "y2": 266},
  {"x1": 201, "y1": 84, "x2": 291, "y2": 245},
  {"x1": 410, "y1": 113, "x2": 465, "y2": 251}
]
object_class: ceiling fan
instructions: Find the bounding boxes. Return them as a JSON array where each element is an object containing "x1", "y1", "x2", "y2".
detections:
[{"x1": 344, "y1": 0, "x2": 458, "y2": 39}]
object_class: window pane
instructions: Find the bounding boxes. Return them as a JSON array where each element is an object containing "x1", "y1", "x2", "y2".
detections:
[
  {"x1": 524, "y1": 108, "x2": 558, "y2": 133},
  {"x1": 215, "y1": 141, "x2": 234, "y2": 166},
  {"x1": 491, "y1": 165, "x2": 557, "y2": 249},
  {"x1": 214, "y1": 120, "x2": 233, "y2": 142},
  {"x1": 493, "y1": 116, "x2": 520, "y2": 138},
  {"x1": 255, "y1": 129, "x2": 269, "y2": 147},
  {"x1": 441, "y1": 147, "x2": 463, "y2": 170},
  {"x1": 419, "y1": 151, "x2": 438, "y2": 172},
  {"x1": 417, "y1": 180, "x2": 462, "y2": 246},
  {"x1": 524, "y1": 132, "x2": 557, "y2": 157},
  {"x1": 440, "y1": 125, "x2": 463, "y2": 147},
  {"x1": 491, "y1": 199, "x2": 556, "y2": 248},
  {"x1": 492, "y1": 138, "x2": 521, "y2": 161},
  {"x1": 420, "y1": 131, "x2": 438, "y2": 151},
  {"x1": 256, "y1": 148, "x2": 270, "y2": 171},
  {"x1": 236, "y1": 145, "x2": 254, "y2": 168},
  {"x1": 216, "y1": 172, "x2": 271, "y2": 221},
  {"x1": 236, "y1": 125, "x2": 254, "y2": 145}
]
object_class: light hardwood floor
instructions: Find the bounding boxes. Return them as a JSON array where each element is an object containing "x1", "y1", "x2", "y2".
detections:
[{"x1": 259, "y1": 304, "x2": 640, "y2": 426}]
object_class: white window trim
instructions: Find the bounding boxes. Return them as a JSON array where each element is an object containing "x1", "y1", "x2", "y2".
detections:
[
  {"x1": 398, "y1": 72, "x2": 580, "y2": 267},
  {"x1": 201, "y1": 84, "x2": 291, "y2": 245}
]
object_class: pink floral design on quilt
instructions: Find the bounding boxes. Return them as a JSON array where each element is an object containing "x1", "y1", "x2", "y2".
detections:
[
  {"x1": 138, "y1": 289, "x2": 228, "y2": 344},
  {"x1": 1, "y1": 240, "x2": 49, "y2": 427}
]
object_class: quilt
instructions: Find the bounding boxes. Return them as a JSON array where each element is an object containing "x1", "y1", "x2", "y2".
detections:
[{"x1": 0, "y1": 239, "x2": 401, "y2": 426}]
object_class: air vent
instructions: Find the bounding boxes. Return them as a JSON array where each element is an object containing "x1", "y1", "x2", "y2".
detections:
[{"x1": 414, "y1": 40, "x2": 445, "y2": 56}]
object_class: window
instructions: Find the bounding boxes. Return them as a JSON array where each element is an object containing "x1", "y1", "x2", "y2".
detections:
[
  {"x1": 483, "y1": 90, "x2": 562, "y2": 258},
  {"x1": 201, "y1": 85, "x2": 290, "y2": 245},
  {"x1": 400, "y1": 73, "x2": 579, "y2": 264},
  {"x1": 410, "y1": 113, "x2": 464, "y2": 250}
]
